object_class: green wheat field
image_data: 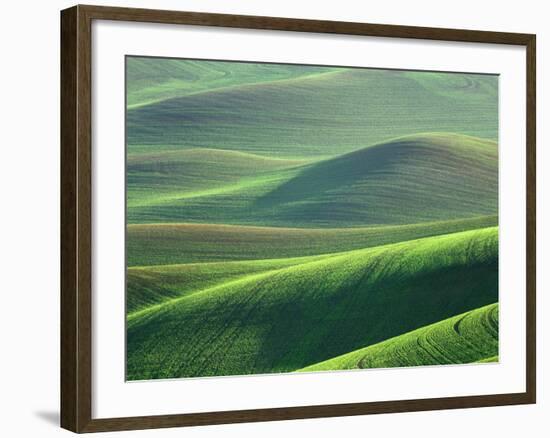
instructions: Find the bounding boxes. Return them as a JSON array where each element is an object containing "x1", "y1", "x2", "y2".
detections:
[{"x1": 126, "y1": 57, "x2": 499, "y2": 381}]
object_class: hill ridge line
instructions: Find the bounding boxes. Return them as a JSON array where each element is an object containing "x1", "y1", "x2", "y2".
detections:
[
  {"x1": 127, "y1": 214, "x2": 497, "y2": 233},
  {"x1": 127, "y1": 68, "x2": 348, "y2": 111},
  {"x1": 127, "y1": 226, "x2": 497, "y2": 321},
  {"x1": 127, "y1": 147, "x2": 315, "y2": 165},
  {"x1": 127, "y1": 171, "x2": 294, "y2": 208},
  {"x1": 292, "y1": 131, "x2": 498, "y2": 171}
]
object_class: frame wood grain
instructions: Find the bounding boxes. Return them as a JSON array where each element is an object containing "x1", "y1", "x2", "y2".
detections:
[{"x1": 60, "y1": 4, "x2": 536, "y2": 433}]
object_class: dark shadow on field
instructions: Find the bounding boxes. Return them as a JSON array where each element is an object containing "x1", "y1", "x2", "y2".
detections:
[
  {"x1": 253, "y1": 143, "x2": 383, "y2": 208},
  {"x1": 252, "y1": 135, "x2": 498, "y2": 226}
]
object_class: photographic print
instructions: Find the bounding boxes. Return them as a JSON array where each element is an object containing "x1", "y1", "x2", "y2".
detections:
[{"x1": 125, "y1": 56, "x2": 499, "y2": 381}]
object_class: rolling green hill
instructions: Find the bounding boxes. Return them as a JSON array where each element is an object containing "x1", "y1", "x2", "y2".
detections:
[
  {"x1": 126, "y1": 57, "x2": 340, "y2": 109},
  {"x1": 127, "y1": 217, "x2": 497, "y2": 311},
  {"x1": 127, "y1": 254, "x2": 333, "y2": 314},
  {"x1": 127, "y1": 227, "x2": 498, "y2": 380},
  {"x1": 127, "y1": 133, "x2": 498, "y2": 227},
  {"x1": 253, "y1": 133, "x2": 498, "y2": 226},
  {"x1": 127, "y1": 215, "x2": 497, "y2": 266},
  {"x1": 125, "y1": 57, "x2": 500, "y2": 380},
  {"x1": 127, "y1": 64, "x2": 497, "y2": 158},
  {"x1": 300, "y1": 303, "x2": 498, "y2": 372},
  {"x1": 127, "y1": 148, "x2": 308, "y2": 209}
]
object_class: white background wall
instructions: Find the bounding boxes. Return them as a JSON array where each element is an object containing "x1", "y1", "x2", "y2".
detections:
[{"x1": 0, "y1": 0, "x2": 546, "y2": 436}]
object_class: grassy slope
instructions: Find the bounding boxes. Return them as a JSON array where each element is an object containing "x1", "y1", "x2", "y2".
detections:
[
  {"x1": 126, "y1": 57, "x2": 340, "y2": 109},
  {"x1": 127, "y1": 148, "x2": 308, "y2": 209},
  {"x1": 127, "y1": 217, "x2": 497, "y2": 311},
  {"x1": 127, "y1": 65, "x2": 497, "y2": 157},
  {"x1": 127, "y1": 133, "x2": 498, "y2": 227},
  {"x1": 127, "y1": 227, "x2": 498, "y2": 380},
  {"x1": 127, "y1": 255, "x2": 331, "y2": 314},
  {"x1": 300, "y1": 303, "x2": 498, "y2": 371},
  {"x1": 127, "y1": 215, "x2": 497, "y2": 266},
  {"x1": 125, "y1": 60, "x2": 500, "y2": 379}
]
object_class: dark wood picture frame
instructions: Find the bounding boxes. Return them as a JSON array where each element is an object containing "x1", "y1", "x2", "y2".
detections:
[{"x1": 61, "y1": 4, "x2": 536, "y2": 433}]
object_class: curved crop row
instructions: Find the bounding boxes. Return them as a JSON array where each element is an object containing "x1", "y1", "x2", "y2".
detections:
[{"x1": 300, "y1": 303, "x2": 498, "y2": 372}]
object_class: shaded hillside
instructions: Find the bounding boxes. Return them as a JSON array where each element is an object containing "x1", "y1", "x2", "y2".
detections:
[
  {"x1": 253, "y1": 133, "x2": 498, "y2": 225},
  {"x1": 301, "y1": 303, "x2": 498, "y2": 371},
  {"x1": 127, "y1": 134, "x2": 498, "y2": 227}
]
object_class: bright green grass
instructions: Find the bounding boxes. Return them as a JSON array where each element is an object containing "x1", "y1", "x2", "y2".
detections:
[
  {"x1": 126, "y1": 227, "x2": 498, "y2": 380},
  {"x1": 125, "y1": 59, "x2": 500, "y2": 380},
  {"x1": 300, "y1": 303, "x2": 498, "y2": 371},
  {"x1": 127, "y1": 215, "x2": 497, "y2": 266},
  {"x1": 127, "y1": 217, "x2": 496, "y2": 311},
  {"x1": 127, "y1": 254, "x2": 333, "y2": 314},
  {"x1": 477, "y1": 356, "x2": 499, "y2": 363},
  {"x1": 127, "y1": 133, "x2": 498, "y2": 227},
  {"x1": 127, "y1": 63, "x2": 497, "y2": 158}
]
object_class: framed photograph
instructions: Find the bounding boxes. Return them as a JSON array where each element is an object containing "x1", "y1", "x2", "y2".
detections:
[{"x1": 60, "y1": 4, "x2": 536, "y2": 433}]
